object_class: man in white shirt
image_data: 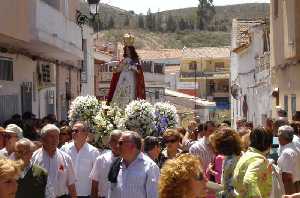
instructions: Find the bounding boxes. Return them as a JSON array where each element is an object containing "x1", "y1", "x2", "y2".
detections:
[
  {"x1": 109, "y1": 131, "x2": 160, "y2": 198},
  {"x1": 0, "y1": 124, "x2": 23, "y2": 157},
  {"x1": 278, "y1": 125, "x2": 300, "y2": 195},
  {"x1": 90, "y1": 130, "x2": 122, "y2": 198},
  {"x1": 189, "y1": 121, "x2": 216, "y2": 171},
  {"x1": 61, "y1": 121, "x2": 99, "y2": 198},
  {"x1": 32, "y1": 124, "x2": 77, "y2": 198}
]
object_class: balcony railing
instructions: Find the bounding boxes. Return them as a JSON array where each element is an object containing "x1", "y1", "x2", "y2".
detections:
[
  {"x1": 255, "y1": 52, "x2": 270, "y2": 73},
  {"x1": 180, "y1": 71, "x2": 228, "y2": 78}
]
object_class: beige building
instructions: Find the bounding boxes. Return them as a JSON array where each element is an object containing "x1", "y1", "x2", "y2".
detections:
[
  {"x1": 270, "y1": 0, "x2": 300, "y2": 120},
  {"x1": 0, "y1": 0, "x2": 84, "y2": 122},
  {"x1": 178, "y1": 47, "x2": 230, "y2": 122}
]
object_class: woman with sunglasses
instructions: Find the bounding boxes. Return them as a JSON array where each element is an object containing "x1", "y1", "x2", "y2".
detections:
[
  {"x1": 159, "y1": 129, "x2": 182, "y2": 168},
  {"x1": 159, "y1": 153, "x2": 208, "y2": 198}
]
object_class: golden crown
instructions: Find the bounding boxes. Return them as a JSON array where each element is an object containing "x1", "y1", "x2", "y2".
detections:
[{"x1": 123, "y1": 33, "x2": 135, "y2": 46}]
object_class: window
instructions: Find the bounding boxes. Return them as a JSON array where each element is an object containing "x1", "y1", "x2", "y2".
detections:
[
  {"x1": 41, "y1": 64, "x2": 51, "y2": 82},
  {"x1": 215, "y1": 62, "x2": 225, "y2": 72},
  {"x1": 155, "y1": 90, "x2": 160, "y2": 100},
  {"x1": 189, "y1": 61, "x2": 197, "y2": 70},
  {"x1": 292, "y1": 94, "x2": 297, "y2": 116},
  {"x1": 284, "y1": 95, "x2": 289, "y2": 114},
  {"x1": 0, "y1": 58, "x2": 13, "y2": 81}
]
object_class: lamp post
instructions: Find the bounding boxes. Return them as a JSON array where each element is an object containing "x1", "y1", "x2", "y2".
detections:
[
  {"x1": 76, "y1": 0, "x2": 100, "y2": 93},
  {"x1": 76, "y1": 0, "x2": 100, "y2": 27}
]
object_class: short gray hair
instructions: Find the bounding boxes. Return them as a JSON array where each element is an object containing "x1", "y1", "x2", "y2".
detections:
[
  {"x1": 40, "y1": 124, "x2": 60, "y2": 137},
  {"x1": 72, "y1": 121, "x2": 89, "y2": 132},
  {"x1": 110, "y1": 130, "x2": 123, "y2": 139},
  {"x1": 123, "y1": 131, "x2": 142, "y2": 150},
  {"x1": 15, "y1": 138, "x2": 35, "y2": 151},
  {"x1": 278, "y1": 125, "x2": 294, "y2": 142}
]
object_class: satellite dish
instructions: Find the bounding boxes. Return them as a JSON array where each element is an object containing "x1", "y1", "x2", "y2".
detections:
[{"x1": 231, "y1": 84, "x2": 241, "y2": 100}]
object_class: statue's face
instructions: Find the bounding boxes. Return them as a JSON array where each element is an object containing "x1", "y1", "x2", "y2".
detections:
[{"x1": 125, "y1": 46, "x2": 132, "y2": 58}]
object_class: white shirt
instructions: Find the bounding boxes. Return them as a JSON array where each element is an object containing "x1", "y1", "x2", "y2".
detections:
[
  {"x1": 189, "y1": 137, "x2": 215, "y2": 171},
  {"x1": 0, "y1": 148, "x2": 9, "y2": 157},
  {"x1": 278, "y1": 142, "x2": 300, "y2": 182},
  {"x1": 109, "y1": 152, "x2": 160, "y2": 198},
  {"x1": 61, "y1": 142, "x2": 99, "y2": 196},
  {"x1": 90, "y1": 150, "x2": 117, "y2": 197},
  {"x1": 31, "y1": 148, "x2": 76, "y2": 197}
]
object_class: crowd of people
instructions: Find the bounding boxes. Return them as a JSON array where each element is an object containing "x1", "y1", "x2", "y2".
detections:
[{"x1": 2, "y1": 112, "x2": 300, "y2": 198}]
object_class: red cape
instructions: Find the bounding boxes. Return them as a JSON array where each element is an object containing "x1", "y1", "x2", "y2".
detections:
[{"x1": 107, "y1": 64, "x2": 146, "y2": 104}]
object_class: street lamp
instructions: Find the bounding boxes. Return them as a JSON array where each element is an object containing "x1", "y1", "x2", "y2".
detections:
[{"x1": 76, "y1": 0, "x2": 100, "y2": 27}]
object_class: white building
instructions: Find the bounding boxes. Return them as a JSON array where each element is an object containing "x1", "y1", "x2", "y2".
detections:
[
  {"x1": 231, "y1": 19, "x2": 272, "y2": 128},
  {"x1": 0, "y1": 0, "x2": 85, "y2": 122}
]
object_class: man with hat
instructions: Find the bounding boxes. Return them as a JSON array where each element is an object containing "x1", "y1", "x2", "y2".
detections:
[{"x1": 0, "y1": 124, "x2": 23, "y2": 157}]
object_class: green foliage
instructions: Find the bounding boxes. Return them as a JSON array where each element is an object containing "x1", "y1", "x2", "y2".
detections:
[
  {"x1": 97, "y1": 29, "x2": 230, "y2": 49},
  {"x1": 107, "y1": 16, "x2": 115, "y2": 29},
  {"x1": 197, "y1": 0, "x2": 216, "y2": 30},
  {"x1": 138, "y1": 14, "x2": 144, "y2": 28},
  {"x1": 146, "y1": 9, "x2": 155, "y2": 31},
  {"x1": 166, "y1": 15, "x2": 177, "y2": 32}
]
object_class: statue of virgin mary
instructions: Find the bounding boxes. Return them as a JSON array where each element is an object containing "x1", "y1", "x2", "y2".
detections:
[{"x1": 107, "y1": 33, "x2": 146, "y2": 108}]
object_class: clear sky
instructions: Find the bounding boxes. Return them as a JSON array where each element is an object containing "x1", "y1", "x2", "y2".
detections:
[{"x1": 100, "y1": 0, "x2": 270, "y2": 14}]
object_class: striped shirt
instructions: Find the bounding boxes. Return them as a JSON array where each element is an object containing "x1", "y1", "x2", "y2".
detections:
[
  {"x1": 189, "y1": 137, "x2": 215, "y2": 171},
  {"x1": 109, "y1": 152, "x2": 159, "y2": 198}
]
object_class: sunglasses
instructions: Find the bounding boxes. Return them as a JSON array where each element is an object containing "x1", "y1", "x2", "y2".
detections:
[
  {"x1": 164, "y1": 138, "x2": 178, "y2": 143},
  {"x1": 72, "y1": 129, "x2": 80, "y2": 134},
  {"x1": 60, "y1": 133, "x2": 70, "y2": 136},
  {"x1": 118, "y1": 140, "x2": 132, "y2": 146}
]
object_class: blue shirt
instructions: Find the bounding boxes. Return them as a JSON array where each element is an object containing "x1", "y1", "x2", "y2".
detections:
[{"x1": 109, "y1": 152, "x2": 159, "y2": 198}]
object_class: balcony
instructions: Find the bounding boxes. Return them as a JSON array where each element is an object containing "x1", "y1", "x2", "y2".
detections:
[
  {"x1": 29, "y1": 0, "x2": 83, "y2": 64},
  {"x1": 180, "y1": 71, "x2": 229, "y2": 79},
  {"x1": 255, "y1": 52, "x2": 270, "y2": 73}
]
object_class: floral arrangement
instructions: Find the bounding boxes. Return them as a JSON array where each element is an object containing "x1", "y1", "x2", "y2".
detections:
[
  {"x1": 68, "y1": 95, "x2": 101, "y2": 130},
  {"x1": 154, "y1": 102, "x2": 178, "y2": 135},
  {"x1": 124, "y1": 100, "x2": 155, "y2": 137},
  {"x1": 94, "y1": 102, "x2": 125, "y2": 139}
]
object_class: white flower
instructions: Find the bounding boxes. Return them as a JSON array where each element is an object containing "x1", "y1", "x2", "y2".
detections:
[{"x1": 124, "y1": 100, "x2": 155, "y2": 137}]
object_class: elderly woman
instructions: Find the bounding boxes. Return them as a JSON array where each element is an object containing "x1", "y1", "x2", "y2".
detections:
[
  {"x1": 159, "y1": 129, "x2": 182, "y2": 168},
  {"x1": 233, "y1": 127, "x2": 273, "y2": 198},
  {"x1": 210, "y1": 127, "x2": 242, "y2": 198},
  {"x1": 13, "y1": 138, "x2": 48, "y2": 198},
  {"x1": 159, "y1": 153, "x2": 207, "y2": 198},
  {"x1": 0, "y1": 157, "x2": 23, "y2": 198}
]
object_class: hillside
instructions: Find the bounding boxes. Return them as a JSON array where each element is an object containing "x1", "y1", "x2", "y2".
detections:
[
  {"x1": 96, "y1": 29, "x2": 230, "y2": 49},
  {"x1": 82, "y1": 3, "x2": 269, "y2": 49}
]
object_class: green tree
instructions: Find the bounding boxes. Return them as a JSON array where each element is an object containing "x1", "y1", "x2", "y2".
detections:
[
  {"x1": 166, "y1": 15, "x2": 177, "y2": 32},
  {"x1": 124, "y1": 15, "x2": 130, "y2": 26},
  {"x1": 155, "y1": 12, "x2": 163, "y2": 32},
  {"x1": 197, "y1": 0, "x2": 216, "y2": 30},
  {"x1": 146, "y1": 8, "x2": 155, "y2": 31},
  {"x1": 107, "y1": 16, "x2": 115, "y2": 29},
  {"x1": 138, "y1": 14, "x2": 144, "y2": 29},
  {"x1": 178, "y1": 18, "x2": 187, "y2": 31}
]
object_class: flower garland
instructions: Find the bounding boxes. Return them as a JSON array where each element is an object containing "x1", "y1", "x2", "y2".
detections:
[
  {"x1": 94, "y1": 102, "x2": 125, "y2": 138},
  {"x1": 68, "y1": 95, "x2": 100, "y2": 130},
  {"x1": 124, "y1": 100, "x2": 155, "y2": 137},
  {"x1": 154, "y1": 102, "x2": 178, "y2": 135}
]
